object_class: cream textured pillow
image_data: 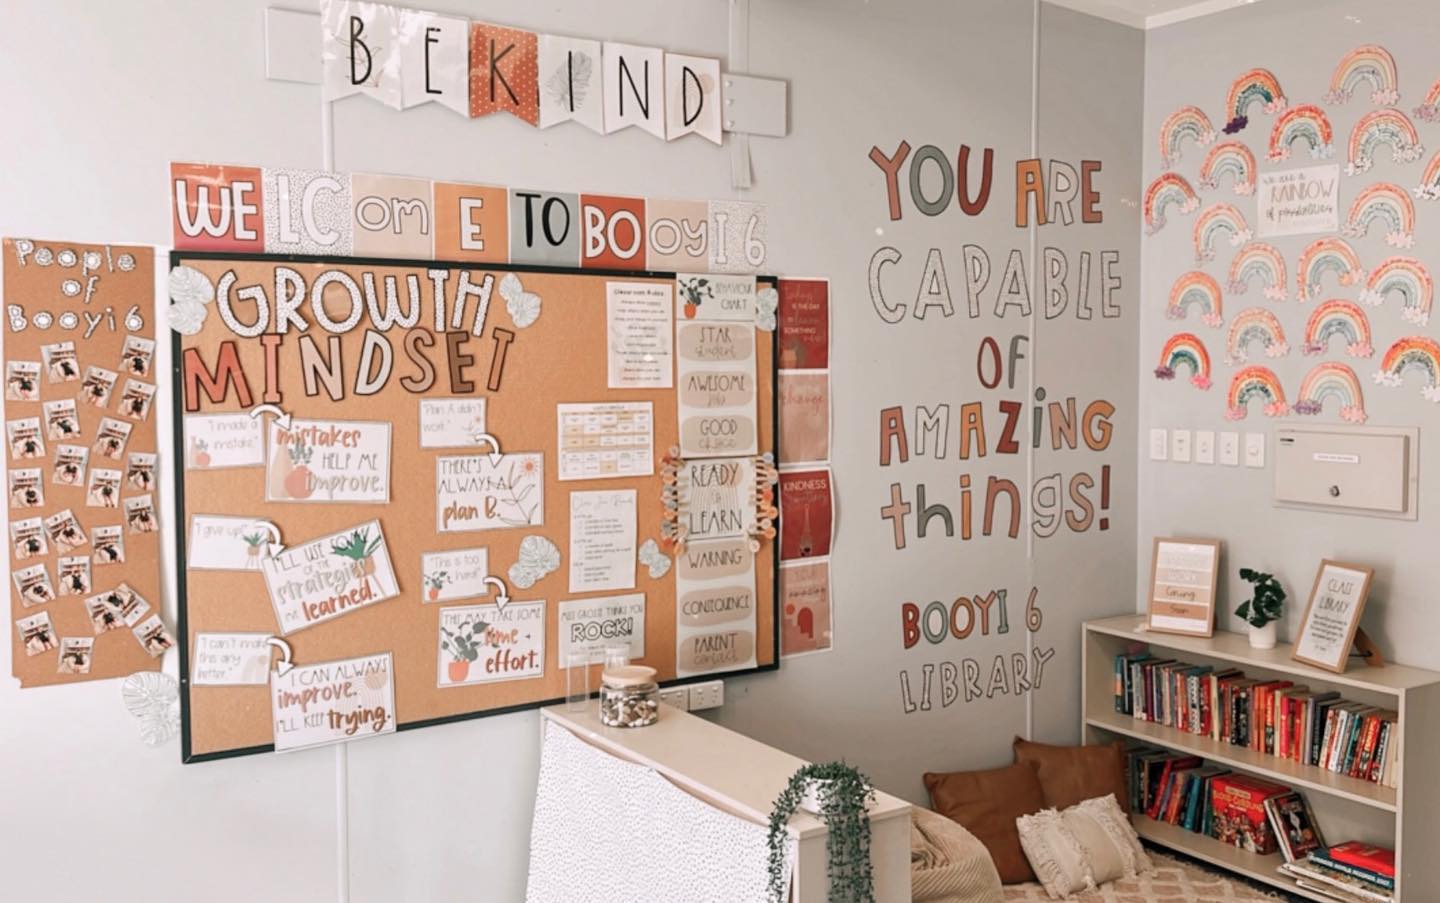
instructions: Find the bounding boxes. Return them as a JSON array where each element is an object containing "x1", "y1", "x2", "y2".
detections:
[{"x1": 1015, "y1": 794, "x2": 1152, "y2": 900}]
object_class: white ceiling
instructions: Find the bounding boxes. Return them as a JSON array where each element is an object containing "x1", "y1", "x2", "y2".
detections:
[{"x1": 1043, "y1": 0, "x2": 1267, "y2": 29}]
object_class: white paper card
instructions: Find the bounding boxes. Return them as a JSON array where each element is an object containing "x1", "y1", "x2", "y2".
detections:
[
  {"x1": 436, "y1": 453, "x2": 545, "y2": 532},
  {"x1": 261, "y1": 519, "x2": 400, "y2": 635},
  {"x1": 557, "y1": 593, "x2": 646, "y2": 664},
  {"x1": 674, "y1": 537, "x2": 758, "y2": 677},
  {"x1": 419, "y1": 397, "x2": 487, "y2": 449},
  {"x1": 184, "y1": 413, "x2": 264, "y2": 469},
  {"x1": 193, "y1": 632, "x2": 273, "y2": 686},
  {"x1": 272, "y1": 651, "x2": 396, "y2": 752},
  {"x1": 606, "y1": 281, "x2": 674, "y2": 388},
  {"x1": 557, "y1": 402, "x2": 654, "y2": 481},
  {"x1": 437, "y1": 601, "x2": 545, "y2": 686},
  {"x1": 664, "y1": 53, "x2": 722, "y2": 144},
  {"x1": 420, "y1": 547, "x2": 491, "y2": 603},
  {"x1": 602, "y1": 42, "x2": 664, "y2": 138},
  {"x1": 189, "y1": 514, "x2": 272, "y2": 570},
  {"x1": 676, "y1": 308, "x2": 759, "y2": 458},
  {"x1": 320, "y1": 0, "x2": 402, "y2": 108},
  {"x1": 1257, "y1": 165, "x2": 1340, "y2": 237},
  {"x1": 538, "y1": 33, "x2": 604, "y2": 132},
  {"x1": 266, "y1": 419, "x2": 391, "y2": 503},
  {"x1": 684, "y1": 457, "x2": 756, "y2": 541},
  {"x1": 568, "y1": 489, "x2": 637, "y2": 593},
  {"x1": 399, "y1": 9, "x2": 469, "y2": 115}
]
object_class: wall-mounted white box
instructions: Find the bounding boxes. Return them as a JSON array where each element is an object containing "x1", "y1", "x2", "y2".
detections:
[{"x1": 1274, "y1": 424, "x2": 1419, "y2": 519}]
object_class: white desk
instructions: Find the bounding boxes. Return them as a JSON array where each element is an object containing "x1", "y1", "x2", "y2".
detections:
[{"x1": 540, "y1": 704, "x2": 912, "y2": 902}]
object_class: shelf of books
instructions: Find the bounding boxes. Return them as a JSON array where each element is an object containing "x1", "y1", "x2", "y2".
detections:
[{"x1": 1082, "y1": 614, "x2": 1440, "y2": 902}]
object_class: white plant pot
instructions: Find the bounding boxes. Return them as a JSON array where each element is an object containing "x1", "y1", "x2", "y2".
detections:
[{"x1": 1249, "y1": 621, "x2": 1278, "y2": 650}]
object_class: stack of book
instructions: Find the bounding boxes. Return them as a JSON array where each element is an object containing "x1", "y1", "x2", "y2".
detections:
[
  {"x1": 1279, "y1": 842, "x2": 1395, "y2": 902},
  {"x1": 1113, "y1": 651, "x2": 1400, "y2": 787},
  {"x1": 1126, "y1": 746, "x2": 1291, "y2": 854}
]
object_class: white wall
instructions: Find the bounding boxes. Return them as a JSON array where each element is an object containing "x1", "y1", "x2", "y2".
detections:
[
  {"x1": 0, "y1": 2, "x2": 1142, "y2": 900},
  {"x1": 1138, "y1": 0, "x2": 1440, "y2": 668}
]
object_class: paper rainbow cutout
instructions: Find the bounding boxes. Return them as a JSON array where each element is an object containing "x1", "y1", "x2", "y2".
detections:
[
  {"x1": 1167, "y1": 271, "x2": 1223, "y2": 327},
  {"x1": 1192, "y1": 203, "x2": 1251, "y2": 263},
  {"x1": 1374, "y1": 336, "x2": 1440, "y2": 403},
  {"x1": 1297, "y1": 237, "x2": 1364, "y2": 302},
  {"x1": 1226, "y1": 365, "x2": 1289, "y2": 420},
  {"x1": 1155, "y1": 332, "x2": 1212, "y2": 390},
  {"x1": 1323, "y1": 44, "x2": 1399, "y2": 107},
  {"x1": 1159, "y1": 105, "x2": 1216, "y2": 167},
  {"x1": 1347, "y1": 108, "x2": 1424, "y2": 175},
  {"x1": 1199, "y1": 141, "x2": 1256, "y2": 195},
  {"x1": 1223, "y1": 68, "x2": 1286, "y2": 134},
  {"x1": 1144, "y1": 173, "x2": 1200, "y2": 235},
  {"x1": 1268, "y1": 104, "x2": 1334, "y2": 162},
  {"x1": 1295, "y1": 362, "x2": 1367, "y2": 422},
  {"x1": 1226, "y1": 307, "x2": 1289, "y2": 365},
  {"x1": 1302, "y1": 300, "x2": 1372, "y2": 358},
  {"x1": 1414, "y1": 149, "x2": 1440, "y2": 201},
  {"x1": 1227, "y1": 241, "x2": 1287, "y2": 301},
  {"x1": 1414, "y1": 78, "x2": 1440, "y2": 122},
  {"x1": 1360, "y1": 256, "x2": 1433, "y2": 326},
  {"x1": 1342, "y1": 182, "x2": 1415, "y2": 249}
]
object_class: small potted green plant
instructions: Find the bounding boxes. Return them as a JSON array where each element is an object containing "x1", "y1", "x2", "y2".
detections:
[
  {"x1": 1236, "y1": 567, "x2": 1286, "y2": 649},
  {"x1": 766, "y1": 762, "x2": 875, "y2": 903}
]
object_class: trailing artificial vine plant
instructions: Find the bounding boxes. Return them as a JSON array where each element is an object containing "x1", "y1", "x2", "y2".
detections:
[
  {"x1": 767, "y1": 761, "x2": 876, "y2": 903},
  {"x1": 1236, "y1": 567, "x2": 1286, "y2": 627}
]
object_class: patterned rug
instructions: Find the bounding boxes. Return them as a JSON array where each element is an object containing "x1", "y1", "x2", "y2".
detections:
[{"x1": 1001, "y1": 850, "x2": 1289, "y2": 902}]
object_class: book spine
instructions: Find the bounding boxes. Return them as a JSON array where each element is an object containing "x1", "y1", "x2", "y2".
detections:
[{"x1": 1308, "y1": 853, "x2": 1396, "y2": 891}]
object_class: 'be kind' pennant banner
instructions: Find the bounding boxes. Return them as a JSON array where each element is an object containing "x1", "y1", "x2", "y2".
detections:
[{"x1": 319, "y1": 0, "x2": 723, "y2": 143}]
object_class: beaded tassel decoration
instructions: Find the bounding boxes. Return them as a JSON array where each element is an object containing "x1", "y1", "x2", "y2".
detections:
[
  {"x1": 750, "y1": 453, "x2": 779, "y2": 551},
  {"x1": 659, "y1": 446, "x2": 687, "y2": 555}
]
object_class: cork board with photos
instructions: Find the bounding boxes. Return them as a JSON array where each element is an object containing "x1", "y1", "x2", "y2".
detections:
[
  {"x1": 5, "y1": 238, "x2": 167, "y2": 687},
  {"x1": 172, "y1": 252, "x2": 778, "y2": 761}
]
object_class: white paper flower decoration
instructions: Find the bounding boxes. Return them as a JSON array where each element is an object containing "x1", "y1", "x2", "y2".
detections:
[
  {"x1": 169, "y1": 265, "x2": 215, "y2": 306},
  {"x1": 638, "y1": 539, "x2": 671, "y2": 579},
  {"x1": 168, "y1": 300, "x2": 207, "y2": 335},
  {"x1": 500, "y1": 273, "x2": 541, "y2": 329},
  {"x1": 509, "y1": 534, "x2": 561, "y2": 588},
  {"x1": 756, "y1": 286, "x2": 779, "y2": 332},
  {"x1": 121, "y1": 671, "x2": 180, "y2": 747}
]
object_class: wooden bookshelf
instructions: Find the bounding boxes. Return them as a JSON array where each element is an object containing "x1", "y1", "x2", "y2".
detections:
[{"x1": 1083, "y1": 614, "x2": 1440, "y2": 902}]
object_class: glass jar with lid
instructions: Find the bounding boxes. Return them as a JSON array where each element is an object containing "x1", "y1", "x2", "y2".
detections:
[{"x1": 598, "y1": 664, "x2": 659, "y2": 728}]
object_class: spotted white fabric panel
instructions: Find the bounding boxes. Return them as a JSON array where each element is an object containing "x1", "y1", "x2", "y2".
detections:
[{"x1": 527, "y1": 721, "x2": 784, "y2": 903}]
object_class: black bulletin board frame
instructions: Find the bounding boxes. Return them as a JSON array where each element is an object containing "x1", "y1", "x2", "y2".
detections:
[{"x1": 170, "y1": 250, "x2": 781, "y2": 763}]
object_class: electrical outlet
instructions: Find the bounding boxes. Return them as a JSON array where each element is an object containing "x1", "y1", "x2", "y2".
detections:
[
  {"x1": 1171, "y1": 429, "x2": 1192, "y2": 463},
  {"x1": 1245, "y1": 432, "x2": 1266, "y2": 468},
  {"x1": 688, "y1": 679, "x2": 724, "y2": 711},
  {"x1": 1219, "y1": 432, "x2": 1240, "y2": 467},
  {"x1": 658, "y1": 687, "x2": 689, "y2": 711},
  {"x1": 1194, "y1": 430, "x2": 1215, "y2": 465}
]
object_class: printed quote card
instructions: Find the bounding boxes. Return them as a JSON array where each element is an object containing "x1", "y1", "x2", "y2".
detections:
[
  {"x1": 261, "y1": 519, "x2": 400, "y2": 635},
  {"x1": 568, "y1": 490, "x2": 637, "y2": 593},
  {"x1": 780, "y1": 561, "x2": 832, "y2": 657},
  {"x1": 271, "y1": 651, "x2": 396, "y2": 752},
  {"x1": 420, "y1": 548, "x2": 491, "y2": 603},
  {"x1": 437, "y1": 601, "x2": 545, "y2": 687},
  {"x1": 674, "y1": 537, "x2": 757, "y2": 677},
  {"x1": 436, "y1": 452, "x2": 545, "y2": 532},
  {"x1": 184, "y1": 413, "x2": 264, "y2": 469},
  {"x1": 419, "y1": 397, "x2": 487, "y2": 448},
  {"x1": 778, "y1": 469, "x2": 833, "y2": 560},
  {"x1": 265, "y1": 419, "x2": 392, "y2": 503},
  {"x1": 675, "y1": 277, "x2": 759, "y2": 458},
  {"x1": 557, "y1": 593, "x2": 646, "y2": 664},
  {"x1": 188, "y1": 514, "x2": 271, "y2": 570},
  {"x1": 192, "y1": 632, "x2": 273, "y2": 685},
  {"x1": 683, "y1": 457, "x2": 756, "y2": 542}
]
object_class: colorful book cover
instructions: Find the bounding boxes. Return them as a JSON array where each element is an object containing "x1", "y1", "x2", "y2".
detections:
[
  {"x1": 1327, "y1": 841, "x2": 1396, "y2": 878},
  {"x1": 1264, "y1": 791, "x2": 1325, "y2": 863}
]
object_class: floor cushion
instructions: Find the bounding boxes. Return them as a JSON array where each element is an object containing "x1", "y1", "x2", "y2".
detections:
[
  {"x1": 924, "y1": 761, "x2": 1047, "y2": 883},
  {"x1": 911, "y1": 806, "x2": 1005, "y2": 903},
  {"x1": 1013, "y1": 737, "x2": 1130, "y2": 812}
]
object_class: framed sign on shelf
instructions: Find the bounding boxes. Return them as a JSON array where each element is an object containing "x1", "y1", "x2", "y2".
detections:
[
  {"x1": 1293, "y1": 560, "x2": 1375, "y2": 673},
  {"x1": 1147, "y1": 537, "x2": 1221, "y2": 637}
]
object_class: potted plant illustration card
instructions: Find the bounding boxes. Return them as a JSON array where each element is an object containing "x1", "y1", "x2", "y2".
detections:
[{"x1": 261, "y1": 519, "x2": 400, "y2": 635}]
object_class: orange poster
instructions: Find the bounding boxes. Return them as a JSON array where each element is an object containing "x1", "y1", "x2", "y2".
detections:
[{"x1": 470, "y1": 22, "x2": 539, "y2": 125}]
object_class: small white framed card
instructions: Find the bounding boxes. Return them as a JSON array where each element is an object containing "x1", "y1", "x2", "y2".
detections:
[
  {"x1": 1147, "y1": 537, "x2": 1221, "y2": 637},
  {"x1": 1293, "y1": 560, "x2": 1374, "y2": 673}
]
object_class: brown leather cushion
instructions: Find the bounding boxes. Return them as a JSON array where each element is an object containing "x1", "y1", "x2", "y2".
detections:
[
  {"x1": 923, "y1": 761, "x2": 1046, "y2": 884},
  {"x1": 1013, "y1": 737, "x2": 1129, "y2": 813}
]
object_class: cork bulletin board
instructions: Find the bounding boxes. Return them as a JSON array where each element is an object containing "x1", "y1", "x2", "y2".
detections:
[
  {"x1": 5, "y1": 239, "x2": 165, "y2": 688},
  {"x1": 171, "y1": 252, "x2": 778, "y2": 761}
]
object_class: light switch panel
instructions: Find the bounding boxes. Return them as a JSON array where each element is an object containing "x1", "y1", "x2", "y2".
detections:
[
  {"x1": 1219, "y1": 432, "x2": 1240, "y2": 467},
  {"x1": 1149, "y1": 428, "x2": 1169, "y2": 461},
  {"x1": 1195, "y1": 430, "x2": 1215, "y2": 464},
  {"x1": 1171, "y1": 429, "x2": 1192, "y2": 462},
  {"x1": 1245, "y1": 432, "x2": 1266, "y2": 468}
]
